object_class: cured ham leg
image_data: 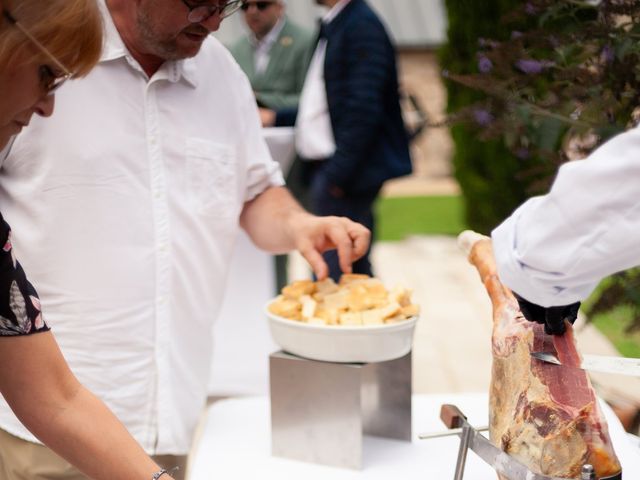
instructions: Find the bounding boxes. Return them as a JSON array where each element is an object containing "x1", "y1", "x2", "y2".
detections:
[{"x1": 459, "y1": 232, "x2": 621, "y2": 479}]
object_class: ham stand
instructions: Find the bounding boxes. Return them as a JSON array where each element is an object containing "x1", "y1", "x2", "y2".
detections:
[{"x1": 420, "y1": 404, "x2": 622, "y2": 480}]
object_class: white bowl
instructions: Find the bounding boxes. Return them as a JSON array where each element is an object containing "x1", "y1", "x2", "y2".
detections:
[{"x1": 266, "y1": 301, "x2": 418, "y2": 363}]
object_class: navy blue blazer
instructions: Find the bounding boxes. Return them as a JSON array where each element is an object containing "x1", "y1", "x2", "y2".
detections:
[{"x1": 276, "y1": 0, "x2": 412, "y2": 195}]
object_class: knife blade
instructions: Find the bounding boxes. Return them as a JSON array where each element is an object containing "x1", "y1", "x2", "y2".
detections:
[
  {"x1": 531, "y1": 351, "x2": 640, "y2": 377},
  {"x1": 466, "y1": 427, "x2": 568, "y2": 480}
]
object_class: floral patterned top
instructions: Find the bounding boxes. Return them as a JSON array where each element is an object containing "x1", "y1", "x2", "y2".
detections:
[{"x1": 0, "y1": 213, "x2": 49, "y2": 336}]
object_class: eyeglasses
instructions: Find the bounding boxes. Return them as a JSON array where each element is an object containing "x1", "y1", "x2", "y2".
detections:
[
  {"x1": 240, "y1": 1, "x2": 277, "y2": 12},
  {"x1": 2, "y1": 10, "x2": 72, "y2": 95},
  {"x1": 180, "y1": 0, "x2": 244, "y2": 23}
]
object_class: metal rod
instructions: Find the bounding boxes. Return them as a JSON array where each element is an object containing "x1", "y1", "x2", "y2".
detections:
[
  {"x1": 453, "y1": 424, "x2": 472, "y2": 480},
  {"x1": 418, "y1": 425, "x2": 489, "y2": 440},
  {"x1": 581, "y1": 464, "x2": 595, "y2": 480},
  {"x1": 435, "y1": 404, "x2": 615, "y2": 480}
]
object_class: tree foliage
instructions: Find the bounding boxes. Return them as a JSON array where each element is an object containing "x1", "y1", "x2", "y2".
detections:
[
  {"x1": 439, "y1": 0, "x2": 539, "y2": 233},
  {"x1": 450, "y1": 0, "x2": 640, "y2": 160},
  {"x1": 440, "y1": 0, "x2": 640, "y2": 329}
]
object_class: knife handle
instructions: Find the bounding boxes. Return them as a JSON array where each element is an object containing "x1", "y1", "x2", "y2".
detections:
[{"x1": 440, "y1": 404, "x2": 467, "y2": 429}]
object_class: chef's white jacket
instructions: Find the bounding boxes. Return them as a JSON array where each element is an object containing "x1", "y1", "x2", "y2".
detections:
[
  {"x1": 0, "y1": 3, "x2": 283, "y2": 454},
  {"x1": 492, "y1": 126, "x2": 640, "y2": 307}
]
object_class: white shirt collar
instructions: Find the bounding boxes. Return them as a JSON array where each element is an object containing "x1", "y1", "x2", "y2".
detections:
[
  {"x1": 249, "y1": 16, "x2": 286, "y2": 49},
  {"x1": 98, "y1": 0, "x2": 199, "y2": 88},
  {"x1": 323, "y1": 0, "x2": 351, "y2": 24}
]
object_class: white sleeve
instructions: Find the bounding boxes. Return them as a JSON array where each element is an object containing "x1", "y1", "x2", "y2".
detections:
[
  {"x1": 232, "y1": 55, "x2": 285, "y2": 202},
  {"x1": 491, "y1": 127, "x2": 640, "y2": 307}
]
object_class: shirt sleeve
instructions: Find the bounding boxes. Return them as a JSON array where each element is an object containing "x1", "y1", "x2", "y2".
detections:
[
  {"x1": 234, "y1": 61, "x2": 285, "y2": 203},
  {"x1": 0, "y1": 213, "x2": 49, "y2": 336},
  {"x1": 491, "y1": 126, "x2": 640, "y2": 307}
]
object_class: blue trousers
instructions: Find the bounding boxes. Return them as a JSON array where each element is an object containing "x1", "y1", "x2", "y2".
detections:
[{"x1": 309, "y1": 172, "x2": 378, "y2": 283}]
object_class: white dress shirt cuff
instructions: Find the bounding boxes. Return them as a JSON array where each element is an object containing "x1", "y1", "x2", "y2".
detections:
[{"x1": 491, "y1": 202, "x2": 597, "y2": 307}]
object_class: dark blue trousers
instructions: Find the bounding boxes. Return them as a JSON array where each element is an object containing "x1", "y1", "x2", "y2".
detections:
[{"x1": 309, "y1": 170, "x2": 378, "y2": 283}]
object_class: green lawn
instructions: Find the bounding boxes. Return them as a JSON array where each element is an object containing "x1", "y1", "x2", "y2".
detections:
[
  {"x1": 589, "y1": 306, "x2": 640, "y2": 358},
  {"x1": 375, "y1": 195, "x2": 466, "y2": 241}
]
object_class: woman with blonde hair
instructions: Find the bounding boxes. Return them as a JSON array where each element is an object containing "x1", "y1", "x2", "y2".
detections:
[{"x1": 0, "y1": 0, "x2": 175, "y2": 478}]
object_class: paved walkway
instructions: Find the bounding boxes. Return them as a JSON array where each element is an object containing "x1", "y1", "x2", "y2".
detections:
[
  {"x1": 372, "y1": 235, "x2": 493, "y2": 393},
  {"x1": 291, "y1": 235, "x2": 640, "y2": 401}
]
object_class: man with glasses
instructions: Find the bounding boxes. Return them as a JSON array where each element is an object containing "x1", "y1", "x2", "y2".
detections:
[
  {"x1": 230, "y1": 0, "x2": 312, "y2": 110},
  {"x1": 0, "y1": 0, "x2": 370, "y2": 478}
]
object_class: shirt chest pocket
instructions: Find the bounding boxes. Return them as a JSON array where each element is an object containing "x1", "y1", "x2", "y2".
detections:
[{"x1": 186, "y1": 138, "x2": 237, "y2": 217}]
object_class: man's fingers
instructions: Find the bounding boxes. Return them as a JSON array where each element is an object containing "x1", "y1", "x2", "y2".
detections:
[
  {"x1": 545, "y1": 307, "x2": 568, "y2": 336},
  {"x1": 514, "y1": 293, "x2": 545, "y2": 324},
  {"x1": 299, "y1": 242, "x2": 329, "y2": 280},
  {"x1": 328, "y1": 224, "x2": 355, "y2": 274},
  {"x1": 515, "y1": 293, "x2": 579, "y2": 337},
  {"x1": 348, "y1": 222, "x2": 371, "y2": 260},
  {"x1": 544, "y1": 320, "x2": 566, "y2": 336},
  {"x1": 565, "y1": 302, "x2": 581, "y2": 325},
  {"x1": 293, "y1": 216, "x2": 370, "y2": 278}
]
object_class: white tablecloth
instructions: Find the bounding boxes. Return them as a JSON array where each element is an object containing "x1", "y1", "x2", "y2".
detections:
[{"x1": 190, "y1": 393, "x2": 640, "y2": 478}]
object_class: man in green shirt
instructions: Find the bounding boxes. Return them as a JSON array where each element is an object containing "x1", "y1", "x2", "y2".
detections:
[{"x1": 230, "y1": 0, "x2": 313, "y2": 109}]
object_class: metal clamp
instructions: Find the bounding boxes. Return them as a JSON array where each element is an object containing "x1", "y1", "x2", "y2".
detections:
[{"x1": 418, "y1": 404, "x2": 622, "y2": 480}]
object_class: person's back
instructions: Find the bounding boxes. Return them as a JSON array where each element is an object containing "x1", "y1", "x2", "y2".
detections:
[{"x1": 229, "y1": 0, "x2": 313, "y2": 109}]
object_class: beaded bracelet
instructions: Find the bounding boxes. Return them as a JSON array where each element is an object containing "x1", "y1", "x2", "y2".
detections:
[{"x1": 151, "y1": 466, "x2": 179, "y2": 479}]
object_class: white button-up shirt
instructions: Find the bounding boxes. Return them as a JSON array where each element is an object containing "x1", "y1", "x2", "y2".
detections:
[
  {"x1": 250, "y1": 16, "x2": 285, "y2": 74},
  {"x1": 0, "y1": 137, "x2": 13, "y2": 162},
  {"x1": 295, "y1": 0, "x2": 351, "y2": 160},
  {"x1": 492, "y1": 126, "x2": 640, "y2": 307},
  {"x1": 0, "y1": 4, "x2": 283, "y2": 454}
]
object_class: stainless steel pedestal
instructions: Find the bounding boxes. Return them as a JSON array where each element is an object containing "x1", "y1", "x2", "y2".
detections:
[{"x1": 269, "y1": 351, "x2": 412, "y2": 469}]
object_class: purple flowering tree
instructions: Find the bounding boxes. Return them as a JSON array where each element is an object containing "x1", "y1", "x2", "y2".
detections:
[
  {"x1": 446, "y1": 0, "x2": 640, "y2": 176},
  {"x1": 443, "y1": 0, "x2": 640, "y2": 330}
]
